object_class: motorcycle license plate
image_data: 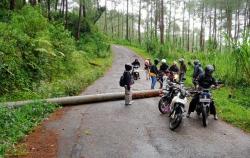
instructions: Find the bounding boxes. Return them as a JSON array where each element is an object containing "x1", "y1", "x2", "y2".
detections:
[{"x1": 199, "y1": 98, "x2": 211, "y2": 103}]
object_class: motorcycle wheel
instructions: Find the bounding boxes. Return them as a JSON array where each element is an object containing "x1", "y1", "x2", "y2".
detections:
[
  {"x1": 169, "y1": 111, "x2": 183, "y2": 130},
  {"x1": 201, "y1": 106, "x2": 208, "y2": 127},
  {"x1": 158, "y1": 98, "x2": 171, "y2": 114}
]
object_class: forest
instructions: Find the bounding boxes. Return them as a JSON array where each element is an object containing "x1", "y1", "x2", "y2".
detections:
[{"x1": 0, "y1": 0, "x2": 249, "y2": 157}]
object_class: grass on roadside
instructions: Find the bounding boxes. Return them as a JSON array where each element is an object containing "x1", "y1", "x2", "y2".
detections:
[
  {"x1": 128, "y1": 45, "x2": 250, "y2": 132},
  {"x1": 0, "y1": 102, "x2": 59, "y2": 157}
]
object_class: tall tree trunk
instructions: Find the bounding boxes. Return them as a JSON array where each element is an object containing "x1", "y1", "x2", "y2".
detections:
[
  {"x1": 154, "y1": 0, "x2": 158, "y2": 40},
  {"x1": 62, "y1": 0, "x2": 65, "y2": 16},
  {"x1": 209, "y1": 8, "x2": 212, "y2": 39},
  {"x1": 192, "y1": 12, "x2": 195, "y2": 52},
  {"x1": 234, "y1": 9, "x2": 238, "y2": 41},
  {"x1": 226, "y1": 4, "x2": 232, "y2": 39},
  {"x1": 237, "y1": 8, "x2": 240, "y2": 40},
  {"x1": 172, "y1": 8, "x2": 176, "y2": 46},
  {"x1": 47, "y1": 0, "x2": 51, "y2": 20},
  {"x1": 131, "y1": 0, "x2": 134, "y2": 41},
  {"x1": 55, "y1": 0, "x2": 58, "y2": 11},
  {"x1": 10, "y1": 0, "x2": 16, "y2": 10},
  {"x1": 150, "y1": 0, "x2": 153, "y2": 40},
  {"x1": 182, "y1": 1, "x2": 185, "y2": 49},
  {"x1": 187, "y1": 0, "x2": 190, "y2": 51},
  {"x1": 138, "y1": 0, "x2": 142, "y2": 44},
  {"x1": 168, "y1": 0, "x2": 172, "y2": 41},
  {"x1": 200, "y1": 2, "x2": 204, "y2": 51},
  {"x1": 126, "y1": 0, "x2": 129, "y2": 40},
  {"x1": 65, "y1": 0, "x2": 68, "y2": 27},
  {"x1": 76, "y1": 1, "x2": 82, "y2": 40},
  {"x1": 160, "y1": 0, "x2": 164, "y2": 44},
  {"x1": 243, "y1": 2, "x2": 247, "y2": 33},
  {"x1": 104, "y1": 0, "x2": 107, "y2": 33},
  {"x1": 23, "y1": 0, "x2": 26, "y2": 6},
  {"x1": 118, "y1": 12, "x2": 120, "y2": 38},
  {"x1": 146, "y1": 1, "x2": 149, "y2": 39},
  {"x1": 213, "y1": 6, "x2": 217, "y2": 42},
  {"x1": 219, "y1": 8, "x2": 222, "y2": 52},
  {"x1": 122, "y1": 2, "x2": 125, "y2": 39},
  {"x1": 29, "y1": 0, "x2": 36, "y2": 6}
]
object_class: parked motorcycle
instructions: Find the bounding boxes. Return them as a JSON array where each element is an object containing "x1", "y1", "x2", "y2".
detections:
[
  {"x1": 195, "y1": 89, "x2": 212, "y2": 127},
  {"x1": 169, "y1": 81, "x2": 188, "y2": 130},
  {"x1": 158, "y1": 79, "x2": 179, "y2": 114},
  {"x1": 132, "y1": 65, "x2": 140, "y2": 80}
]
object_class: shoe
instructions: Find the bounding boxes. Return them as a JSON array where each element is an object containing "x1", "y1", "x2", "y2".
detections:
[
  {"x1": 129, "y1": 101, "x2": 134, "y2": 105},
  {"x1": 186, "y1": 113, "x2": 190, "y2": 118},
  {"x1": 214, "y1": 115, "x2": 218, "y2": 120}
]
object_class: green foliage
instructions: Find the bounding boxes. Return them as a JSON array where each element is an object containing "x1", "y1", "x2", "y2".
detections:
[
  {"x1": 0, "y1": 6, "x2": 112, "y2": 99},
  {"x1": 213, "y1": 87, "x2": 250, "y2": 132},
  {"x1": 0, "y1": 102, "x2": 59, "y2": 156}
]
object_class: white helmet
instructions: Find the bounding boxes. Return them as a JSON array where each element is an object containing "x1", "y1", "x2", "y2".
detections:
[{"x1": 161, "y1": 59, "x2": 166, "y2": 63}]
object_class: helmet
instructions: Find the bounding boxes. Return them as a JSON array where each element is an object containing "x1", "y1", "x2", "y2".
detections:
[
  {"x1": 178, "y1": 58, "x2": 184, "y2": 63},
  {"x1": 125, "y1": 63, "x2": 132, "y2": 71},
  {"x1": 205, "y1": 65, "x2": 214, "y2": 76},
  {"x1": 161, "y1": 59, "x2": 166, "y2": 63},
  {"x1": 154, "y1": 59, "x2": 159, "y2": 65},
  {"x1": 193, "y1": 60, "x2": 199, "y2": 65}
]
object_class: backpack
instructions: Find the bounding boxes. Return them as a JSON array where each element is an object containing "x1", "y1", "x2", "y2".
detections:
[{"x1": 119, "y1": 75, "x2": 125, "y2": 87}]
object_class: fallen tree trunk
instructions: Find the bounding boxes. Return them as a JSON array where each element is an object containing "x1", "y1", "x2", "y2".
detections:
[{"x1": 2, "y1": 89, "x2": 160, "y2": 108}]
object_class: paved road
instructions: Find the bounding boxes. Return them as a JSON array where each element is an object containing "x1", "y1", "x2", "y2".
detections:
[{"x1": 47, "y1": 45, "x2": 250, "y2": 158}]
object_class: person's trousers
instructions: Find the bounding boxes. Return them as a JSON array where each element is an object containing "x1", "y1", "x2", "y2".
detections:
[
  {"x1": 125, "y1": 86, "x2": 132, "y2": 105},
  {"x1": 145, "y1": 69, "x2": 150, "y2": 80},
  {"x1": 151, "y1": 76, "x2": 157, "y2": 89},
  {"x1": 188, "y1": 94, "x2": 216, "y2": 115}
]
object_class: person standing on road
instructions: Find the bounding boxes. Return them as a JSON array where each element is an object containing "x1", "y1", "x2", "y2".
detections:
[
  {"x1": 178, "y1": 58, "x2": 187, "y2": 82},
  {"x1": 123, "y1": 63, "x2": 134, "y2": 105},
  {"x1": 150, "y1": 59, "x2": 159, "y2": 89},
  {"x1": 159, "y1": 59, "x2": 169, "y2": 88},
  {"x1": 144, "y1": 58, "x2": 151, "y2": 80}
]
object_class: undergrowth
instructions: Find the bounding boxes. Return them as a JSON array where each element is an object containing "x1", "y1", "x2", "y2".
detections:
[{"x1": 0, "y1": 102, "x2": 59, "y2": 157}]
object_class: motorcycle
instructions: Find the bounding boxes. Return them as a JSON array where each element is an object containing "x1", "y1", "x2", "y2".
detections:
[
  {"x1": 169, "y1": 81, "x2": 188, "y2": 130},
  {"x1": 132, "y1": 65, "x2": 140, "y2": 80},
  {"x1": 158, "y1": 79, "x2": 179, "y2": 114},
  {"x1": 195, "y1": 89, "x2": 212, "y2": 127}
]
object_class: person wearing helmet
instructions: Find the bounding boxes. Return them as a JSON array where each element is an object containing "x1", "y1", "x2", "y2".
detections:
[
  {"x1": 169, "y1": 61, "x2": 179, "y2": 73},
  {"x1": 192, "y1": 60, "x2": 203, "y2": 88},
  {"x1": 160, "y1": 59, "x2": 169, "y2": 72},
  {"x1": 132, "y1": 59, "x2": 141, "y2": 67},
  {"x1": 124, "y1": 63, "x2": 134, "y2": 105},
  {"x1": 150, "y1": 59, "x2": 159, "y2": 89},
  {"x1": 187, "y1": 65, "x2": 218, "y2": 120},
  {"x1": 158, "y1": 59, "x2": 169, "y2": 88},
  {"x1": 178, "y1": 58, "x2": 187, "y2": 82}
]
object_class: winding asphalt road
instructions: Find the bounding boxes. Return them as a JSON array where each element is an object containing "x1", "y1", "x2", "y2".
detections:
[{"x1": 47, "y1": 45, "x2": 250, "y2": 158}]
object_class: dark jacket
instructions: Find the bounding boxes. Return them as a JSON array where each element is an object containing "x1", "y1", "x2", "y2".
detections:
[
  {"x1": 123, "y1": 71, "x2": 132, "y2": 90},
  {"x1": 198, "y1": 74, "x2": 217, "y2": 89},
  {"x1": 160, "y1": 63, "x2": 169, "y2": 72},
  {"x1": 169, "y1": 65, "x2": 179, "y2": 73},
  {"x1": 193, "y1": 65, "x2": 203, "y2": 79},
  {"x1": 132, "y1": 61, "x2": 140, "y2": 67},
  {"x1": 180, "y1": 63, "x2": 187, "y2": 74},
  {"x1": 150, "y1": 65, "x2": 158, "y2": 75}
]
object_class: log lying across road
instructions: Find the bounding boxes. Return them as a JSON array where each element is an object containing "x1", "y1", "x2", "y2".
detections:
[{"x1": 3, "y1": 89, "x2": 161, "y2": 108}]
